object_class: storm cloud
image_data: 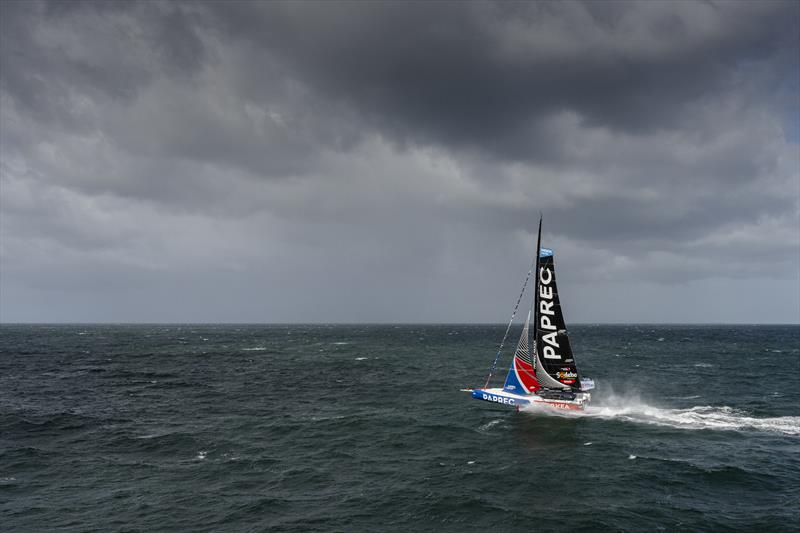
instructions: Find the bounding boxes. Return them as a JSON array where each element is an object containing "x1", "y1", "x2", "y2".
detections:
[{"x1": 1, "y1": 0, "x2": 798, "y2": 323}]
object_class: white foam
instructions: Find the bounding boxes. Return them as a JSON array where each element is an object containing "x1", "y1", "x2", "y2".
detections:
[
  {"x1": 242, "y1": 347, "x2": 266, "y2": 351},
  {"x1": 196, "y1": 450, "x2": 207, "y2": 460},
  {"x1": 332, "y1": 342, "x2": 350, "y2": 345},
  {"x1": 354, "y1": 357, "x2": 368, "y2": 361},
  {"x1": 520, "y1": 392, "x2": 800, "y2": 435},
  {"x1": 582, "y1": 402, "x2": 800, "y2": 435},
  {"x1": 479, "y1": 419, "x2": 503, "y2": 431}
]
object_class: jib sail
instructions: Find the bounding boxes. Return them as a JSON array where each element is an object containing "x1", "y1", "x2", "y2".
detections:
[
  {"x1": 534, "y1": 248, "x2": 581, "y2": 390},
  {"x1": 503, "y1": 310, "x2": 540, "y2": 394}
]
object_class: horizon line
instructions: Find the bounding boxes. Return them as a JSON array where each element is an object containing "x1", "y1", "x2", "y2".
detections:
[{"x1": 1, "y1": 321, "x2": 798, "y2": 326}]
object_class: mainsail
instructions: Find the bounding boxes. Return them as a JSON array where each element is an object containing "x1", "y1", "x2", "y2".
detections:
[
  {"x1": 502, "y1": 310, "x2": 540, "y2": 394},
  {"x1": 534, "y1": 248, "x2": 581, "y2": 390}
]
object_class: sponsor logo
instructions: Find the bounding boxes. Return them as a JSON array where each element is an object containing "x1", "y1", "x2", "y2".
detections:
[
  {"x1": 539, "y1": 265, "x2": 560, "y2": 359},
  {"x1": 482, "y1": 393, "x2": 515, "y2": 405},
  {"x1": 544, "y1": 401, "x2": 580, "y2": 410},
  {"x1": 557, "y1": 368, "x2": 577, "y2": 383}
]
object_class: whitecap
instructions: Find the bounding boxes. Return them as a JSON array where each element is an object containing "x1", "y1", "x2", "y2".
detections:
[
  {"x1": 242, "y1": 347, "x2": 266, "y2": 351},
  {"x1": 196, "y1": 451, "x2": 207, "y2": 460},
  {"x1": 354, "y1": 357, "x2": 368, "y2": 361},
  {"x1": 479, "y1": 419, "x2": 503, "y2": 431}
]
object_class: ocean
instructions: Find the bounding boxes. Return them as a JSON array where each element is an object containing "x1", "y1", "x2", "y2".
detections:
[{"x1": 1, "y1": 324, "x2": 798, "y2": 532}]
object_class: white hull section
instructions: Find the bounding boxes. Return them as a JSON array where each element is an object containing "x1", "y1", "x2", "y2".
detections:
[{"x1": 469, "y1": 387, "x2": 590, "y2": 411}]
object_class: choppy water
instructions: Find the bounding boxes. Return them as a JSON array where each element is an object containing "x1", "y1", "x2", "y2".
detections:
[{"x1": 1, "y1": 324, "x2": 798, "y2": 532}]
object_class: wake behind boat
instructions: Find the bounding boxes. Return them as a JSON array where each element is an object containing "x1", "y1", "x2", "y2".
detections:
[{"x1": 465, "y1": 215, "x2": 595, "y2": 411}]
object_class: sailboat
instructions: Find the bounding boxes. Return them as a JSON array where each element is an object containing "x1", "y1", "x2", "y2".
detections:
[{"x1": 466, "y1": 216, "x2": 594, "y2": 411}]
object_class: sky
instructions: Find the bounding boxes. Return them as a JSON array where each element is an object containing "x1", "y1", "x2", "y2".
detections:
[{"x1": 1, "y1": 0, "x2": 798, "y2": 324}]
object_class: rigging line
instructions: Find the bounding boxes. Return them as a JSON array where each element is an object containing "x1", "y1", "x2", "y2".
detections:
[{"x1": 483, "y1": 253, "x2": 538, "y2": 389}]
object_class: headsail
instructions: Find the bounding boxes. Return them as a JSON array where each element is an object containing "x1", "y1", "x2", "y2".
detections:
[
  {"x1": 503, "y1": 310, "x2": 540, "y2": 394},
  {"x1": 534, "y1": 248, "x2": 581, "y2": 390}
]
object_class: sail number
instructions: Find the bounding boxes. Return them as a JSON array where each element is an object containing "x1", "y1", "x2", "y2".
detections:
[{"x1": 539, "y1": 266, "x2": 561, "y2": 360}]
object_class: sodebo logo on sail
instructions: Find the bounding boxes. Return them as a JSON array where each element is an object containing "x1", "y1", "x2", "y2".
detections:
[{"x1": 539, "y1": 266, "x2": 561, "y2": 360}]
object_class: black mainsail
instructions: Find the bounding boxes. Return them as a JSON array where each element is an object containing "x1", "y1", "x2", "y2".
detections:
[{"x1": 533, "y1": 247, "x2": 581, "y2": 391}]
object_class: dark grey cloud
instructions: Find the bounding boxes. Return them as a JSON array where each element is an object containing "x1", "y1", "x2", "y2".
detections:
[
  {"x1": 1, "y1": 0, "x2": 797, "y2": 323},
  {"x1": 1, "y1": 1, "x2": 205, "y2": 128},
  {"x1": 204, "y1": 1, "x2": 798, "y2": 157}
]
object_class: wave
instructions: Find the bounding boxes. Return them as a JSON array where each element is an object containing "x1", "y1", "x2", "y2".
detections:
[
  {"x1": 478, "y1": 419, "x2": 503, "y2": 431},
  {"x1": 521, "y1": 396, "x2": 800, "y2": 435}
]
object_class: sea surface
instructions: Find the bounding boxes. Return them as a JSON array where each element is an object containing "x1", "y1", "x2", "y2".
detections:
[{"x1": 1, "y1": 324, "x2": 798, "y2": 532}]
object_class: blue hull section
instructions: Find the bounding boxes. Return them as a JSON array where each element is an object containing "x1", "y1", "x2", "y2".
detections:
[{"x1": 471, "y1": 389, "x2": 531, "y2": 407}]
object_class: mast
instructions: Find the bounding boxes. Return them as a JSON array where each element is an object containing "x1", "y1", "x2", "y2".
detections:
[{"x1": 532, "y1": 213, "x2": 542, "y2": 355}]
